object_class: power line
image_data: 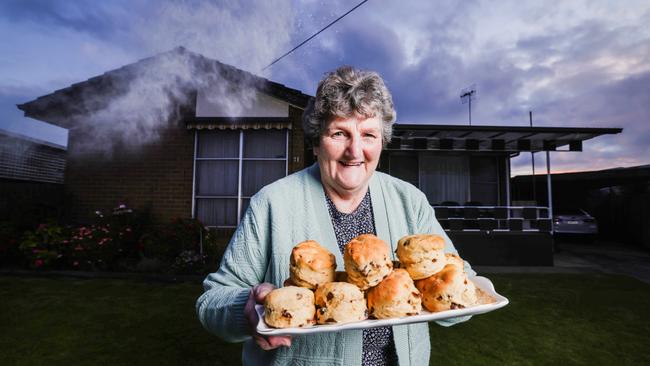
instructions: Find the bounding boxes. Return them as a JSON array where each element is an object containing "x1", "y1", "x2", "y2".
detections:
[{"x1": 262, "y1": 0, "x2": 370, "y2": 71}]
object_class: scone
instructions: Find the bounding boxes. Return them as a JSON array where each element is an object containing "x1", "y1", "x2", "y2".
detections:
[
  {"x1": 444, "y1": 253, "x2": 464, "y2": 270},
  {"x1": 344, "y1": 234, "x2": 393, "y2": 290},
  {"x1": 366, "y1": 269, "x2": 422, "y2": 319},
  {"x1": 395, "y1": 234, "x2": 446, "y2": 280},
  {"x1": 263, "y1": 286, "x2": 315, "y2": 328},
  {"x1": 415, "y1": 264, "x2": 477, "y2": 312},
  {"x1": 314, "y1": 282, "x2": 367, "y2": 324},
  {"x1": 290, "y1": 240, "x2": 336, "y2": 289}
]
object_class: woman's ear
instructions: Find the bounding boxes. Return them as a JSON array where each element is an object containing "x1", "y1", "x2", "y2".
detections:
[{"x1": 313, "y1": 146, "x2": 319, "y2": 157}]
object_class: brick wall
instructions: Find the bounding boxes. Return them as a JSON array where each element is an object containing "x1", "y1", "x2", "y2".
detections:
[{"x1": 65, "y1": 120, "x2": 195, "y2": 224}]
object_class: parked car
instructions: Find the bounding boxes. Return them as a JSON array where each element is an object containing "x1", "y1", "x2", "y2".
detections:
[{"x1": 553, "y1": 208, "x2": 598, "y2": 240}]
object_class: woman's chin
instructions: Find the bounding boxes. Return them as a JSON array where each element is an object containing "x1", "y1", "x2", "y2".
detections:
[{"x1": 333, "y1": 178, "x2": 367, "y2": 193}]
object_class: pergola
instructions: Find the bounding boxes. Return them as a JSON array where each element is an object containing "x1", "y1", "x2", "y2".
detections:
[{"x1": 387, "y1": 124, "x2": 622, "y2": 234}]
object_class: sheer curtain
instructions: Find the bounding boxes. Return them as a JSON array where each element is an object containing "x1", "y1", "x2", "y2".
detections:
[
  {"x1": 194, "y1": 128, "x2": 288, "y2": 227},
  {"x1": 242, "y1": 129, "x2": 286, "y2": 198},
  {"x1": 420, "y1": 154, "x2": 469, "y2": 205},
  {"x1": 195, "y1": 130, "x2": 239, "y2": 227}
]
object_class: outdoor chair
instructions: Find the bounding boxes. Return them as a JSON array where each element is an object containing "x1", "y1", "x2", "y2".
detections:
[
  {"x1": 478, "y1": 218, "x2": 497, "y2": 231},
  {"x1": 464, "y1": 207, "x2": 479, "y2": 219},
  {"x1": 523, "y1": 207, "x2": 538, "y2": 220},
  {"x1": 435, "y1": 207, "x2": 449, "y2": 219},
  {"x1": 448, "y1": 219, "x2": 464, "y2": 231},
  {"x1": 508, "y1": 218, "x2": 524, "y2": 231}
]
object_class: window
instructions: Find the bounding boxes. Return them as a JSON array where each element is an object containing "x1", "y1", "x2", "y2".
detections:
[
  {"x1": 387, "y1": 152, "x2": 502, "y2": 206},
  {"x1": 193, "y1": 129, "x2": 288, "y2": 228},
  {"x1": 419, "y1": 154, "x2": 470, "y2": 205}
]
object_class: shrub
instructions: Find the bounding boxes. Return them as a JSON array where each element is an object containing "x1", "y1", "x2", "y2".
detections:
[
  {"x1": 140, "y1": 218, "x2": 206, "y2": 264},
  {"x1": 18, "y1": 223, "x2": 67, "y2": 269}
]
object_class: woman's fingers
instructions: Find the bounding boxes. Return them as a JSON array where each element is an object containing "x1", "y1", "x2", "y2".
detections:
[
  {"x1": 252, "y1": 283, "x2": 276, "y2": 303},
  {"x1": 245, "y1": 283, "x2": 292, "y2": 350},
  {"x1": 254, "y1": 335, "x2": 292, "y2": 350}
]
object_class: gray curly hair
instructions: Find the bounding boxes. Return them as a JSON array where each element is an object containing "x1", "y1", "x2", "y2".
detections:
[{"x1": 302, "y1": 66, "x2": 396, "y2": 147}]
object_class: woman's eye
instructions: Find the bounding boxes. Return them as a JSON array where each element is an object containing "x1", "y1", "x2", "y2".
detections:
[{"x1": 332, "y1": 131, "x2": 345, "y2": 138}]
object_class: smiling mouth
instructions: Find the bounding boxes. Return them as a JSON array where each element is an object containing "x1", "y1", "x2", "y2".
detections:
[{"x1": 339, "y1": 161, "x2": 364, "y2": 167}]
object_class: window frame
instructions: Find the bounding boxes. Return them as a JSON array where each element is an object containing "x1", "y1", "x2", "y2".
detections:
[{"x1": 192, "y1": 128, "x2": 289, "y2": 228}]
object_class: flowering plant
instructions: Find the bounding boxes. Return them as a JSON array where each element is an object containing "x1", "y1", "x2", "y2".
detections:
[{"x1": 19, "y1": 223, "x2": 66, "y2": 269}]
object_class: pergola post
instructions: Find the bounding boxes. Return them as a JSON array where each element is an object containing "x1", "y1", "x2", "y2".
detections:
[{"x1": 546, "y1": 151, "x2": 553, "y2": 234}]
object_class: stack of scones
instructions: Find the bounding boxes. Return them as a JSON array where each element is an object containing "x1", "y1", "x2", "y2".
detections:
[{"x1": 263, "y1": 234, "x2": 491, "y2": 329}]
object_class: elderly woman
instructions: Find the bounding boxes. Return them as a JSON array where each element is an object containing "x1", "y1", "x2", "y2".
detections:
[{"x1": 196, "y1": 66, "x2": 474, "y2": 366}]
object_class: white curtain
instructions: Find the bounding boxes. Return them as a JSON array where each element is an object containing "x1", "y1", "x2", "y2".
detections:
[
  {"x1": 420, "y1": 155, "x2": 469, "y2": 205},
  {"x1": 194, "y1": 129, "x2": 288, "y2": 227}
]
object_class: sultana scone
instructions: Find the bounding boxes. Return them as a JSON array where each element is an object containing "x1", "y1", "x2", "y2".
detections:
[
  {"x1": 344, "y1": 234, "x2": 393, "y2": 290},
  {"x1": 395, "y1": 234, "x2": 446, "y2": 280},
  {"x1": 263, "y1": 286, "x2": 315, "y2": 328},
  {"x1": 444, "y1": 252, "x2": 464, "y2": 270},
  {"x1": 290, "y1": 240, "x2": 336, "y2": 289},
  {"x1": 415, "y1": 264, "x2": 477, "y2": 312},
  {"x1": 314, "y1": 282, "x2": 367, "y2": 324},
  {"x1": 366, "y1": 268, "x2": 422, "y2": 319}
]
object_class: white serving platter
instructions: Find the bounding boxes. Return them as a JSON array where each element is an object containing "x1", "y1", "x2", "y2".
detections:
[{"x1": 256, "y1": 276, "x2": 508, "y2": 336}]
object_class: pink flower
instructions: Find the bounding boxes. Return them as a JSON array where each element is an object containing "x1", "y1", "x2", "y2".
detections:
[
  {"x1": 74, "y1": 245, "x2": 84, "y2": 251},
  {"x1": 73, "y1": 261, "x2": 79, "y2": 266},
  {"x1": 125, "y1": 228, "x2": 132, "y2": 232},
  {"x1": 34, "y1": 259, "x2": 44, "y2": 267},
  {"x1": 37, "y1": 224, "x2": 46, "y2": 230}
]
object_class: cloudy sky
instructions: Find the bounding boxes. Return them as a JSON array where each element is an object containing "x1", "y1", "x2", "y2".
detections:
[{"x1": 1, "y1": 0, "x2": 649, "y2": 175}]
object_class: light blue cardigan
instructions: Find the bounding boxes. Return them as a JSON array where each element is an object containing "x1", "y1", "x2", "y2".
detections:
[{"x1": 196, "y1": 164, "x2": 474, "y2": 366}]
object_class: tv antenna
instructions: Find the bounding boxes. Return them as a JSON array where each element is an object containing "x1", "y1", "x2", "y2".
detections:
[{"x1": 460, "y1": 84, "x2": 476, "y2": 126}]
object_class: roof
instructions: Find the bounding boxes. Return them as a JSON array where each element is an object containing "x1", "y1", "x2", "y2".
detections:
[
  {"x1": 389, "y1": 124, "x2": 623, "y2": 152},
  {"x1": 512, "y1": 164, "x2": 650, "y2": 191},
  {"x1": 0, "y1": 130, "x2": 66, "y2": 184},
  {"x1": 17, "y1": 47, "x2": 311, "y2": 128},
  {"x1": 550, "y1": 164, "x2": 650, "y2": 182}
]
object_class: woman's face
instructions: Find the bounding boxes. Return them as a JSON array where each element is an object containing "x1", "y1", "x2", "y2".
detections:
[{"x1": 315, "y1": 115, "x2": 383, "y2": 197}]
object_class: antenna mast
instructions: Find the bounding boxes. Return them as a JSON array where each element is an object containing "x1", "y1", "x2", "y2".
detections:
[{"x1": 460, "y1": 85, "x2": 476, "y2": 126}]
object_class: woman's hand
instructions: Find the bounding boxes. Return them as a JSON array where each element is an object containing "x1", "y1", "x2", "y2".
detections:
[{"x1": 244, "y1": 282, "x2": 292, "y2": 350}]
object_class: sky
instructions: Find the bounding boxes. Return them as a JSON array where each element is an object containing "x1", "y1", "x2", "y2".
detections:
[{"x1": 1, "y1": 0, "x2": 649, "y2": 176}]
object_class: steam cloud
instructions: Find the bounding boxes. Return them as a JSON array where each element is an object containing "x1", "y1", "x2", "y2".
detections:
[{"x1": 66, "y1": 0, "x2": 294, "y2": 155}]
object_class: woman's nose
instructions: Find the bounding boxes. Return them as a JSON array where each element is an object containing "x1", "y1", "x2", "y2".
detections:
[{"x1": 345, "y1": 133, "x2": 362, "y2": 157}]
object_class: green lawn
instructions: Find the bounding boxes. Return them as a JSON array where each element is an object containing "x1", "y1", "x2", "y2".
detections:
[{"x1": 1, "y1": 273, "x2": 649, "y2": 366}]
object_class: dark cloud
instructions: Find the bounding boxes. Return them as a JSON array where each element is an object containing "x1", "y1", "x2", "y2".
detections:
[{"x1": 0, "y1": 0, "x2": 134, "y2": 41}]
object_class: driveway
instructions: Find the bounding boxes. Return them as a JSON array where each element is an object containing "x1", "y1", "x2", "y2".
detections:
[
  {"x1": 555, "y1": 238, "x2": 650, "y2": 284},
  {"x1": 476, "y1": 238, "x2": 650, "y2": 285}
]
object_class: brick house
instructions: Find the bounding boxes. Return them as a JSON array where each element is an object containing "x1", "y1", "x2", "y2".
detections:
[
  {"x1": 17, "y1": 48, "x2": 624, "y2": 265},
  {"x1": 18, "y1": 47, "x2": 311, "y2": 227}
]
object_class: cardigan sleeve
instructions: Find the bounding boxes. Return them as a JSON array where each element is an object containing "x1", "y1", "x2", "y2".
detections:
[
  {"x1": 196, "y1": 199, "x2": 270, "y2": 343},
  {"x1": 415, "y1": 191, "x2": 475, "y2": 327}
]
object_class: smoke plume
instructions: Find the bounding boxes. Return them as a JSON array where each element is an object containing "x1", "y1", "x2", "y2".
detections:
[{"x1": 65, "y1": 0, "x2": 295, "y2": 155}]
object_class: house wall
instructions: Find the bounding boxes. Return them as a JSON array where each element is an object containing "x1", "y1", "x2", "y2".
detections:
[
  {"x1": 64, "y1": 103, "x2": 306, "y2": 225},
  {"x1": 288, "y1": 105, "x2": 306, "y2": 173},
  {"x1": 64, "y1": 121, "x2": 194, "y2": 224},
  {"x1": 196, "y1": 90, "x2": 289, "y2": 118}
]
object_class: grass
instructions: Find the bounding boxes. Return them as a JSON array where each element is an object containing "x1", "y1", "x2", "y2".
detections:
[{"x1": 1, "y1": 274, "x2": 649, "y2": 366}]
